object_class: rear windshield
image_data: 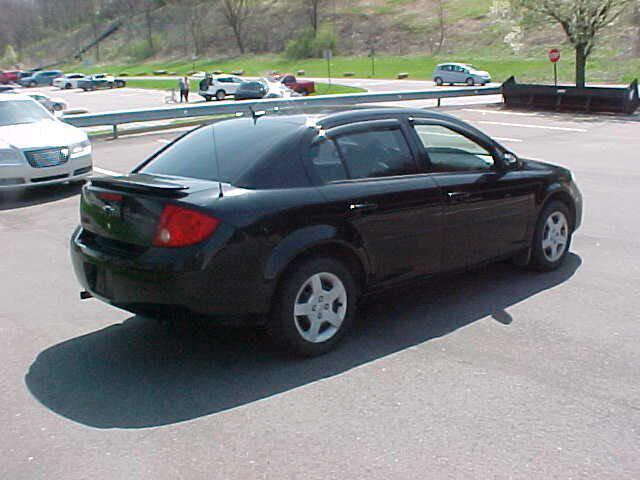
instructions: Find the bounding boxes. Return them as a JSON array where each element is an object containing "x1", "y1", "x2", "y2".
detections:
[
  {"x1": 137, "y1": 116, "x2": 304, "y2": 186},
  {"x1": 0, "y1": 100, "x2": 51, "y2": 126}
]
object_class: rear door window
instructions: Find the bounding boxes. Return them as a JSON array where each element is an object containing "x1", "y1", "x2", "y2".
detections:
[
  {"x1": 307, "y1": 138, "x2": 347, "y2": 183},
  {"x1": 334, "y1": 128, "x2": 416, "y2": 179}
]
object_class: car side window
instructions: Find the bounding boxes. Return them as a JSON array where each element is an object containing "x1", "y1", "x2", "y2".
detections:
[
  {"x1": 335, "y1": 128, "x2": 416, "y2": 179},
  {"x1": 413, "y1": 124, "x2": 495, "y2": 172},
  {"x1": 307, "y1": 138, "x2": 347, "y2": 183}
]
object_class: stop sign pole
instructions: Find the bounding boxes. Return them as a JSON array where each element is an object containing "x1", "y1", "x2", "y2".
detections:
[{"x1": 548, "y1": 48, "x2": 560, "y2": 87}]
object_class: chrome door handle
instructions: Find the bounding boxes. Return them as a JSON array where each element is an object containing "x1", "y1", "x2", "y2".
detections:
[
  {"x1": 349, "y1": 203, "x2": 378, "y2": 212},
  {"x1": 447, "y1": 191, "x2": 471, "y2": 201}
]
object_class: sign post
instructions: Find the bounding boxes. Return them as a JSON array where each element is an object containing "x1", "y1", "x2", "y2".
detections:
[
  {"x1": 323, "y1": 49, "x2": 333, "y2": 87},
  {"x1": 369, "y1": 47, "x2": 375, "y2": 78},
  {"x1": 548, "y1": 48, "x2": 560, "y2": 87}
]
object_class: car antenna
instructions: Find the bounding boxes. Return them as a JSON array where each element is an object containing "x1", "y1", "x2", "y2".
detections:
[
  {"x1": 248, "y1": 105, "x2": 266, "y2": 123},
  {"x1": 210, "y1": 122, "x2": 224, "y2": 198}
]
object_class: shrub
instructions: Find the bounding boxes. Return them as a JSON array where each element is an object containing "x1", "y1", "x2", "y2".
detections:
[
  {"x1": 285, "y1": 28, "x2": 315, "y2": 60},
  {"x1": 285, "y1": 28, "x2": 338, "y2": 60}
]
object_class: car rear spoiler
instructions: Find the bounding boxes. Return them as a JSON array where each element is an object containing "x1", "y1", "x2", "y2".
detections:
[{"x1": 90, "y1": 174, "x2": 189, "y2": 197}]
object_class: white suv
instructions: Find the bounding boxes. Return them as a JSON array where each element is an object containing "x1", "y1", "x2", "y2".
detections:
[
  {"x1": 198, "y1": 75, "x2": 244, "y2": 101},
  {"x1": 0, "y1": 94, "x2": 92, "y2": 188}
]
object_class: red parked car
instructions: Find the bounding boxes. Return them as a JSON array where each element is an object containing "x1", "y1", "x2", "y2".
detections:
[
  {"x1": 0, "y1": 70, "x2": 22, "y2": 84},
  {"x1": 277, "y1": 74, "x2": 315, "y2": 95}
]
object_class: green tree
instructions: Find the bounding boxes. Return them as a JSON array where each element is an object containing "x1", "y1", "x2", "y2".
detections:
[
  {"x1": 513, "y1": 0, "x2": 633, "y2": 87},
  {"x1": 2, "y1": 44, "x2": 18, "y2": 67}
]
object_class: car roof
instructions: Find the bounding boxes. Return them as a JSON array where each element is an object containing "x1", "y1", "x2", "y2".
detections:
[
  {"x1": 436, "y1": 62, "x2": 470, "y2": 68},
  {"x1": 0, "y1": 93, "x2": 37, "y2": 102}
]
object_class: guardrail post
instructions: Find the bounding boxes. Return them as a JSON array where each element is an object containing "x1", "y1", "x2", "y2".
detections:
[
  {"x1": 437, "y1": 98, "x2": 441, "y2": 108},
  {"x1": 112, "y1": 124, "x2": 118, "y2": 139}
]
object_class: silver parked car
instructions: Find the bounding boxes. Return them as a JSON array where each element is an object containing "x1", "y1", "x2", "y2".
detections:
[{"x1": 433, "y1": 63, "x2": 491, "y2": 86}]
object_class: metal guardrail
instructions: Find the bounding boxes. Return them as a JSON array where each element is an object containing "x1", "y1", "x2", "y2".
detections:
[{"x1": 61, "y1": 86, "x2": 501, "y2": 138}]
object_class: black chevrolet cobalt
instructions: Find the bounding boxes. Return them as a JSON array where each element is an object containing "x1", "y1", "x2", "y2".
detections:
[{"x1": 71, "y1": 108, "x2": 582, "y2": 356}]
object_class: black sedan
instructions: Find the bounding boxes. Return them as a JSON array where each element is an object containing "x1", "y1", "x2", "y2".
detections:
[
  {"x1": 70, "y1": 108, "x2": 582, "y2": 356},
  {"x1": 234, "y1": 81, "x2": 268, "y2": 100}
]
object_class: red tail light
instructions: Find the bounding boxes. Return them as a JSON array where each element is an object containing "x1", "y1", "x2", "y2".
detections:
[{"x1": 153, "y1": 204, "x2": 219, "y2": 247}]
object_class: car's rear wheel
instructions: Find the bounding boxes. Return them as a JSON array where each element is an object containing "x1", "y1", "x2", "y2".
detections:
[
  {"x1": 466, "y1": 77, "x2": 475, "y2": 86},
  {"x1": 65, "y1": 83, "x2": 72, "y2": 89},
  {"x1": 215, "y1": 89, "x2": 226, "y2": 101},
  {"x1": 434, "y1": 77, "x2": 443, "y2": 86},
  {"x1": 29, "y1": 81, "x2": 36, "y2": 88},
  {"x1": 203, "y1": 95, "x2": 212, "y2": 102},
  {"x1": 271, "y1": 257, "x2": 358, "y2": 356},
  {"x1": 529, "y1": 201, "x2": 572, "y2": 271}
]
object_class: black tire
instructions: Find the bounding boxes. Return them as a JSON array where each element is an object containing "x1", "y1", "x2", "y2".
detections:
[
  {"x1": 215, "y1": 89, "x2": 226, "y2": 101},
  {"x1": 203, "y1": 95, "x2": 212, "y2": 102},
  {"x1": 434, "y1": 77, "x2": 443, "y2": 86},
  {"x1": 65, "y1": 83, "x2": 72, "y2": 89},
  {"x1": 529, "y1": 201, "x2": 573, "y2": 271},
  {"x1": 270, "y1": 256, "x2": 359, "y2": 357},
  {"x1": 466, "y1": 77, "x2": 475, "y2": 86},
  {"x1": 29, "y1": 81, "x2": 36, "y2": 88}
]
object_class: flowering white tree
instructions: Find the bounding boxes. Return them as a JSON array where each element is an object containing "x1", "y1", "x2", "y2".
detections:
[{"x1": 513, "y1": 0, "x2": 633, "y2": 87}]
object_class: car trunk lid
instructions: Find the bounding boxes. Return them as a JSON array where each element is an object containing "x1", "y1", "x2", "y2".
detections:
[{"x1": 80, "y1": 174, "x2": 219, "y2": 247}]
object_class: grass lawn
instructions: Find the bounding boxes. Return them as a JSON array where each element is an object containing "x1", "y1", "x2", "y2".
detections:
[
  {"x1": 125, "y1": 79, "x2": 365, "y2": 95},
  {"x1": 65, "y1": 53, "x2": 640, "y2": 86}
]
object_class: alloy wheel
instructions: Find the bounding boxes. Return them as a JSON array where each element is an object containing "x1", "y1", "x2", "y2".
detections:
[
  {"x1": 542, "y1": 211, "x2": 569, "y2": 262},
  {"x1": 293, "y1": 272, "x2": 347, "y2": 343}
]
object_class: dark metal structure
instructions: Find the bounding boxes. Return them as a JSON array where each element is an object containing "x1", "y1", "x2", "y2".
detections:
[{"x1": 502, "y1": 76, "x2": 639, "y2": 114}]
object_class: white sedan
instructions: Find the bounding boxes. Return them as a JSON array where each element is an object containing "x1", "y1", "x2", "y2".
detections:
[
  {"x1": 52, "y1": 73, "x2": 87, "y2": 90},
  {"x1": 0, "y1": 94, "x2": 92, "y2": 188}
]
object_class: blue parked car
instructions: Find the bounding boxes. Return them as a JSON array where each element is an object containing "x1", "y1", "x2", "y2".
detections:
[{"x1": 18, "y1": 70, "x2": 63, "y2": 88}]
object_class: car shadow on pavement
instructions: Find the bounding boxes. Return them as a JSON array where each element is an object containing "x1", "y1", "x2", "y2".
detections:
[
  {"x1": 26, "y1": 254, "x2": 581, "y2": 429},
  {"x1": 0, "y1": 182, "x2": 82, "y2": 211}
]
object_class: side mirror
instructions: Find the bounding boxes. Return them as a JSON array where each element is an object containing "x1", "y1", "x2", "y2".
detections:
[{"x1": 502, "y1": 151, "x2": 521, "y2": 169}]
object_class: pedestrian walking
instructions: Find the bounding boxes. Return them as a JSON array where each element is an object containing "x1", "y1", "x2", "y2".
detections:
[{"x1": 178, "y1": 76, "x2": 189, "y2": 103}]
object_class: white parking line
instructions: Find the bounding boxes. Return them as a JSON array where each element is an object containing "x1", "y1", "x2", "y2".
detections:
[
  {"x1": 478, "y1": 121, "x2": 587, "y2": 132},
  {"x1": 93, "y1": 167, "x2": 122, "y2": 176},
  {"x1": 463, "y1": 108, "x2": 538, "y2": 117}
]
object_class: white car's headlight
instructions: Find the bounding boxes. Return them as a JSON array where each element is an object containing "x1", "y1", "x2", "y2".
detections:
[
  {"x1": 69, "y1": 139, "x2": 92, "y2": 158},
  {"x1": 0, "y1": 149, "x2": 20, "y2": 165}
]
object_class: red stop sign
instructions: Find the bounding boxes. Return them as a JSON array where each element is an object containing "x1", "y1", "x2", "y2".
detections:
[{"x1": 548, "y1": 48, "x2": 561, "y2": 63}]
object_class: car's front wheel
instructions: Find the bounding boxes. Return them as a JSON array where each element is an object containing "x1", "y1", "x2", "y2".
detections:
[
  {"x1": 434, "y1": 77, "x2": 443, "y2": 86},
  {"x1": 65, "y1": 83, "x2": 72, "y2": 89},
  {"x1": 529, "y1": 201, "x2": 572, "y2": 271},
  {"x1": 29, "y1": 81, "x2": 36, "y2": 88},
  {"x1": 466, "y1": 77, "x2": 475, "y2": 86},
  {"x1": 271, "y1": 257, "x2": 358, "y2": 356}
]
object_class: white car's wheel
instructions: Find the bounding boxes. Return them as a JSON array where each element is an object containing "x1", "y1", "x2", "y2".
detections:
[{"x1": 215, "y1": 90, "x2": 226, "y2": 101}]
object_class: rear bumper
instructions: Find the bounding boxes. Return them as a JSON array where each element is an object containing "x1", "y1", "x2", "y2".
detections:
[{"x1": 70, "y1": 226, "x2": 275, "y2": 318}]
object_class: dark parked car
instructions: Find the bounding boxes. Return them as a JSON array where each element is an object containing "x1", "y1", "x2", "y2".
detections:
[
  {"x1": 234, "y1": 81, "x2": 268, "y2": 100},
  {"x1": 77, "y1": 74, "x2": 126, "y2": 91},
  {"x1": 18, "y1": 70, "x2": 62, "y2": 87},
  {"x1": 70, "y1": 108, "x2": 582, "y2": 356}
]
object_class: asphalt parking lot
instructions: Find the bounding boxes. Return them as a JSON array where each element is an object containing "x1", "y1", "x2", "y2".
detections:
[{"x1": 1, "y1": 103, "x2": 639, "y2": 479}]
